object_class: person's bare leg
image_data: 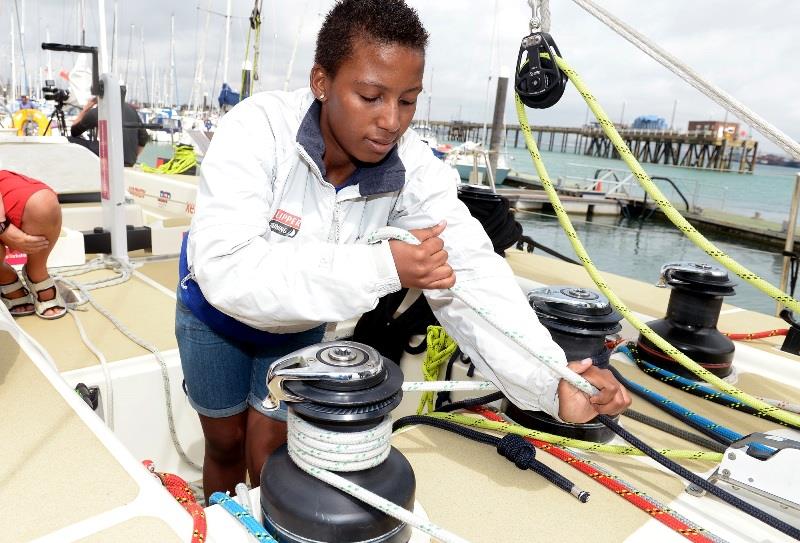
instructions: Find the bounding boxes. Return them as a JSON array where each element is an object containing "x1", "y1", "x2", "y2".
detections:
[
  {"x1": 245, "y1": 408, "x2": 288, "y2": 485},
  {"x1": 0, "y1": 245, "x2": 34, "y2": 314},
  {"x1": 20, "y1": 189, "x2": 62, "y2": 316},
  {"x1": 198, "y1": 411, "x2": 249, "y2": 501}
]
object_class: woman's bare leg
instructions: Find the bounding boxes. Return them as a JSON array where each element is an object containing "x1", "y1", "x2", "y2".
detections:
[{"x1": 20, "y1": 190, "x2": 62, "y2": 316}]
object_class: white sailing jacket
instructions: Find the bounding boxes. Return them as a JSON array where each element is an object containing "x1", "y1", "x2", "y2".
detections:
[{"x1": 188, "y1": 88, "x2": 569, "y2": 418}]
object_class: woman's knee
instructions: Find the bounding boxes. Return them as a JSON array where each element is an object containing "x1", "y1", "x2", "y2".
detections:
[
  {"x1": 201, "y1": 415, "x2": 248, "y2": 463},
  {"x1": 22, "y1": 190, "x2": 61, "y2": 231}
]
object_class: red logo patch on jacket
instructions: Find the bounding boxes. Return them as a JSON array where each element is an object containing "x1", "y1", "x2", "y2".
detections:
[{"x1": 269, "y1": 209, "x2": 301, "y2": 238}]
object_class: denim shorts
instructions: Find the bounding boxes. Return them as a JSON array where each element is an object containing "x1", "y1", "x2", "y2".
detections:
[{"x1": 175, "y1": 297, "x2": 326, "y2": 421}]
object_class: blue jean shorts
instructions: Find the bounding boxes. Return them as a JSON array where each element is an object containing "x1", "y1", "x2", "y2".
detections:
[{"x1": 175, "y1": 297, "x2": 326, "y2": 421}]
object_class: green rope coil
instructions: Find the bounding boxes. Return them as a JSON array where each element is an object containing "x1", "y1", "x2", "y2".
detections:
[
  {"x1": 417, "y1": 326, "x2": 459, "y2": 415},
  {"x1": 141, "y1": 144, "x2": 197, "y2": 175},
  {"x1": 427, "y1": 412, "x2": 723, "y2": 462},
  {"x1": 514, "y1": 55, "x2": 800, "y2": 428}
]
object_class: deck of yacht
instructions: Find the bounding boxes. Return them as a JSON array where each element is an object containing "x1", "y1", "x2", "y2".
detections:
[{"x1": 2, "y1": 246, "x2": 798, "y2": 542}]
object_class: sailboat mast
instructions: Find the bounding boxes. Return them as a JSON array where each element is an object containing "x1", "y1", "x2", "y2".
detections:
[
  {"x1": 191, "y1": 1, "x2": 212, "y2": 111},
  {"x1": 283, "y1": 0, "x2": 310, "y2": 91},
  {"x1": 124, "y1": 24, "x2": 134, "y2": 85},
  {"x1": 140, "y1": 27, "x2": 150, "y2": 105},
  {"x1": 111, "y1": 1, "x2": 118, "y2": 74},
  {"x1": 80, "y1": 0, "x2": 86, "y2": 45},
  {"x1": 10, "y1": 14, "x2": 16, "y2": 101},
  {"x1": 46, "y1": 27, "x2": 53, "y2": 82},
  {"x1": 12, "y1": 0, "x2": 30, "y2": 96},
  {"x1": 168, "y1": 13, "x2": 176, "y2": 108},
  {"x1": 97, "y1": 0, "x2": 110, "y2": 73},
  {"x1": 222, "y1": 0, "x2": 232, "y2": 85}
]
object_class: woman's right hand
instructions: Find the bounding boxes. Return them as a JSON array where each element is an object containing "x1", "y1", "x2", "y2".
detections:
[
  {"x1": 388, "y1": 221, "x2": 456, "y2": 290},
  {"x1": 0, "y1": 224, "x2": 49, "y2": 254}
]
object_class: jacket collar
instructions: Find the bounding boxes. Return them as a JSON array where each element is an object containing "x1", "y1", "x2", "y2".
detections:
[{"x1": 296, "y1": 99, "x2": 406, "y2": 196}]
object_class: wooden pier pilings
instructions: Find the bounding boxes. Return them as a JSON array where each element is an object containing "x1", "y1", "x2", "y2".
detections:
[{"x1": 416, "y1": 120, "x2": 758, "y2": 173}]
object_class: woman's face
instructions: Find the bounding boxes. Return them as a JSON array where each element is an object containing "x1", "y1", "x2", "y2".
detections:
[{"x1": 315, "y1": 37, "x2": 424, "y2": 164}]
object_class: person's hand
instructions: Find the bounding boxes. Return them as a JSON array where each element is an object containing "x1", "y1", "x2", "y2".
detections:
[
  {"x1": 0, "y1": 224, "x2": 49, "y2": 254},
  {"x1": 388, "y1": 221, "x2": 455, "y2": 290},
  {"x1": 557, "y1": 359, "x2": 631, "y2": 423},
  {"x1": 83, "y1": 96, "x2": 98, "y2": 111}
]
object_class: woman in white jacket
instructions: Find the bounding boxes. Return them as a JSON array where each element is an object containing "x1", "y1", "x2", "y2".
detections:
[{"x1": 177, "y1": 0, "x2": 630, "y2": 500}]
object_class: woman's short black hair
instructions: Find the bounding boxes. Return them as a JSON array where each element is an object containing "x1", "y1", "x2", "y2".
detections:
[{"x1": 314, "y1": 0, "x2": 429, "y2": 76}]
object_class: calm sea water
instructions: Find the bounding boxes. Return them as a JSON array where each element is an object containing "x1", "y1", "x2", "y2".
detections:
[{"x1": 140, "y1": 141, "x2": 799, "y2": 315}]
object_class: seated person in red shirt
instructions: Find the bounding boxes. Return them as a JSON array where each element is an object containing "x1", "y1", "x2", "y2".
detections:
[{"x1": 0, "y1": 170, "x2": 66, "y2": 319}]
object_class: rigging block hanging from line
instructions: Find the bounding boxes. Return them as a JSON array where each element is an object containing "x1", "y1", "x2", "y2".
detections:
[{"x1": 515, "y1": 1, "x2": 566, "y2": 109}]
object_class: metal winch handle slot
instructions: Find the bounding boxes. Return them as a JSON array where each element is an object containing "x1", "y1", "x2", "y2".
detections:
[{"x1": 262, "y1": 342, "x2": 383, "y2": 411}]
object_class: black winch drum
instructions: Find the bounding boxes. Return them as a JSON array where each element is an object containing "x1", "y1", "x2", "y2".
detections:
[
  {"x1": 504, "y1": 286, "x2": 623, "y2": 443},
  {"x1": 260, "y1": 342, "x2": 416, "y2": 543},
  {"x1": 636, "y1": 262, "x2": 737, "y2": 379}
]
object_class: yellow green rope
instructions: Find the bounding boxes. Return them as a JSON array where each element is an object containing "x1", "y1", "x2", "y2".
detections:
[
  {"x1": 514, "y1": 56, "x2": 800, "y2": 428},
  {"x1": 427, "y1": 412, "x2": 723, "y2": 462},
  {"x1": 141, "y1": 144, "x2": 197, "y2": 175},
  {"x1": 417, "y1": 326, "x2": 459, "y2": 414},
  {"x1": 553, "y1": 53, "x2": 800, "y2": 314}
]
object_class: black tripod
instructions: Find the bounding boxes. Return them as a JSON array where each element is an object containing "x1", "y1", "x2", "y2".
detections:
[{"x1": 44, "y1": 100, "x2": 68, "y2": 136}]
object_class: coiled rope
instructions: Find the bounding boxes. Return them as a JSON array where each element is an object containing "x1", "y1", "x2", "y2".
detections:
[
  {"x1": 285, "y1": 410, "x2": 471, "y2": 543},
  {"x1": 514, "y1": 58, "x2": 800, "y2": 428}
]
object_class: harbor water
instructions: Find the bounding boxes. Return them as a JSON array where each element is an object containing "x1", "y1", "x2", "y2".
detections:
[{"x1": 141, "y1": 141, "x2": 799, "y2": 315}]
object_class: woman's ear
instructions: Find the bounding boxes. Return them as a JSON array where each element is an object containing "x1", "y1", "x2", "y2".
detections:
[{"x1": 309, "y1": 64, "x2": 328, "y2": 102}]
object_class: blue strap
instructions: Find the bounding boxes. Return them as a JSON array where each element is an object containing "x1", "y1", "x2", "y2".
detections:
[
  {"x1": 179, "y1": 233, "x2": 288, "y2": 346},
  {"x1": 208, "y1": 492, "x2": 277, "y2": 542}
]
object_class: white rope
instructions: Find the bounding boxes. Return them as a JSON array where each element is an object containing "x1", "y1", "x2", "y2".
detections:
[
  {"x1": 285, "y1": 410, "x2": 471, "y2": 543},
  {"x1": 67, "y1": 308, "x2": 115, "y2": 431},
  {"x1": 368, "y1": 227, "x2": 598, "y2": 396},
  {"x1": 402, "y1": 381, "x2": 496, "y2": 392},
  {"x1": 55, "y1": 257, "x2": 201, "y2": 472},
  {"x1": 527, "y1": 0, "x2": 551, "y2": 33},
  {"x1": 570, "y1": 0, "x2": 800, "y2": 161}
]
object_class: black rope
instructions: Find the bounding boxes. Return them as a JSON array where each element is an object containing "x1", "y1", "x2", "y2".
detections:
[
  {"x1": 783, "y1": 250, "x2": 799, "y2": 298},
  {"x1": 598, "y1": 414, "x2": 800, "y2": 541},
  {"x1": 434, "y1": 391, "x2": 505, "y2": 413},
  {"x1": 622, "y1": 409, "x2": 727, "y2": 453},
  {"x1": 608, "y1": 365, "x2": 732, "y2": 447},
  {"x1": 434, "y1": 348, "x2": 464, "y2": 410},
  {"x1": 393, "y1": 415, "x2": 588, "y2": 502},
  {"x1": 516, "y1": 234, "x2": 581, "y2": 265}
]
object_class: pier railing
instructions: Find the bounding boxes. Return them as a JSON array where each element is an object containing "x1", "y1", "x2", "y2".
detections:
[{"x1": 413, "y1": 120, "x2": 758, "y2": 173}]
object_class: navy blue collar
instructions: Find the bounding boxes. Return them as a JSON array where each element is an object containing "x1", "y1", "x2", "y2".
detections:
[{"x1": 296, "y1": 100, "x2": 406, "y2": 196}]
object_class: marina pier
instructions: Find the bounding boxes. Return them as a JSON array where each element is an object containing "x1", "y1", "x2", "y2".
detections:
[{"x1": 416, "y1": 120, "x2": 759, "y2": 173}]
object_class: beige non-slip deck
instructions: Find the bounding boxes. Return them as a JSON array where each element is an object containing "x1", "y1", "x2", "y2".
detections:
[
  {"x1": 2, "y1": 248, "x2": 797, "y2": 542},
  {"x1": 0, "y1": 331, "x2": 142, "y2": 541},
  {"x1": 15, "y1": 262, "x2": 179, "y2": 372}
]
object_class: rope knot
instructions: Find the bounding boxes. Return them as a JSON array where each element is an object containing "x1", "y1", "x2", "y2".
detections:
[{"x1": 497, "y1": 434, "x2": 536, "y2": 469}]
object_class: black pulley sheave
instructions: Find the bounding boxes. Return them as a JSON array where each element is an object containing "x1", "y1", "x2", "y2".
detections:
[
  {"x1": 260, "y1": 341, "x2": 416, "y2": 543},
  {"x1": 515, "y1": 32, "x2": 567, "y2": 109},
  {"x1": 504, "y1": 286, "x2": 622, "y2": 443},
  {"x1": 637, "y1": 262, "x2": 737, "y2": 379}
]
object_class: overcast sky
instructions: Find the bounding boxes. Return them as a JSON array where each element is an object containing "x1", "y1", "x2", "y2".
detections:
[{"x1": 2, "y1": 0, "x2": 798, "y2": 154}]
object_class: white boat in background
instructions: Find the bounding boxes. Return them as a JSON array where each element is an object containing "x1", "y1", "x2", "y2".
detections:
[{"x1": 445, "y1": 140, "x2": 511, "y2": 184}]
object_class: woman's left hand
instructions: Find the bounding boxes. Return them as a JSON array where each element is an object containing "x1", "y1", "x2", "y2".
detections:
[
  {"x1": 0, "y1": 224, "x2": 49, "y2": 254},
  {"x1": 557, "y1": 358, "x2": 631, "y2": 423}
]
